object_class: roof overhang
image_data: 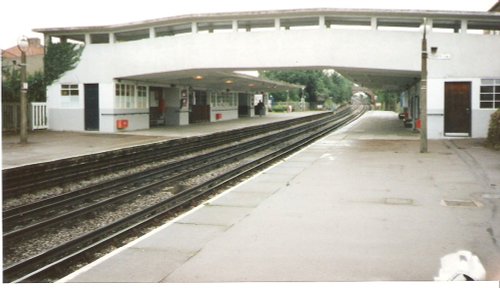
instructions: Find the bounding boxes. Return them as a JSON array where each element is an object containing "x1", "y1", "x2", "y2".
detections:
[
  {"x1": 119, "y1": 69, "x2": 304, "y2": 93},
  {"x1": 33, "y1": 8, "x2": 500, "y2": 35},
  {"x1": 334, "y1": 67, "x2": 420, "y2": 92}
]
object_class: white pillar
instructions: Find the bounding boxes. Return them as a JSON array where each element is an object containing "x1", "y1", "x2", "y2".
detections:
[
  {"x1": 319, "y1": 16, "x2": 326, "y2": 29},
  {"x1": 232, "y1": 20, "x2": 238, "y2": 32},
  {"x1": 275, "y1": 18, "x2": 281, "y2": 30},
  {"x1": 84, "y1": 33, "x2": 91, "y2": 44},
  {"x1": 426, "y1": 18, "x2": 433, "y2": 33},
  {"x1": 149, "y1": 27, "x2": 155, "y2": 38},
  {"x1": 192, "y1": 22, "x2": 198, "y2": 33},
  {"x1": 371, "y1": 17, "x2": 378, "y2": 30},
  {"x1": 460, "y1": 20, "x2": 468, "y2": 34}
]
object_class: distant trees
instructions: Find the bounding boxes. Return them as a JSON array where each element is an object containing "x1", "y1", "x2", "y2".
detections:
[
  {"x1": 262, "y1": 70, "x2": 352, "y2": 106},
  {"x1": 1, "y1": 42, "x2": 83, "y2": 103},
  {"x1": 1, "y1": 64, "x2": 21, "y2": 102},
  {"x1": 375, "y1": 90, "x2": 399, "y2": 111}
]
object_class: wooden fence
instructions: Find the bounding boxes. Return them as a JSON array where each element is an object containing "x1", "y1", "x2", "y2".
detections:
[{"x1": 2, "y1": 102, "x2": 48, "y2": 132}]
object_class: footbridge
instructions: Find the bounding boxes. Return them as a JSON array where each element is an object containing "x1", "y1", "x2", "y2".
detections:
[{"x1": 35, "y1": 8, "x2": 500, "y2": 137}]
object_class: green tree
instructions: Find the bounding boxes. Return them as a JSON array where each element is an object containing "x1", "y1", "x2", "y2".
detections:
[
  {"x1": 376, "y1": 90, "x2": 399, "y2": 111},
  {"x1": 2, "y1": 42, "x2": 83, "y2": 103},
  {"x1": 486, "y1": 109, "x2": 500, "y2": 149},
  {"x1": 44, "y1": 42, "x2": 84, "y2": 85},
  {"x1": 1, "y1": 65, "x2": 21, "y2": 102},
  {"x1": 27, "y1": 71, "x2": 46, "y2": 102},
  {"x1": 262, "y1": 70, "x2": 352, "y2": 105},
  {"x1": 2, "y1": 67, "x2": 46, "y2": 102}
]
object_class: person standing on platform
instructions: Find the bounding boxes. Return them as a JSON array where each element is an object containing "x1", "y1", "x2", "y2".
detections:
[{"x1": 257, "y1": 100, "x2": 265, "y2": 117}]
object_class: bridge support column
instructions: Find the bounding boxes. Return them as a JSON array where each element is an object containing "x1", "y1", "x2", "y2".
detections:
[
  {"x1": 275, "y1": 18, "x2": 280, "y2": 30},
  {"x1": 319, "y1": 16, "x2": 326, "y2": 29},
  {"x1": 371, "y1": 17, "x2": 378, "y2": 30},
  {"x1": 425, "y1": 19, "x2": 433, "y2": 33},
  {"x1": 84, "y1": 34, "x2": 91, "y2": 45},
  {"x1": 232, "y1": 20, "x2": 238, "y2": 32},
  {"x1": 460, "y1": 20, "x2": 468, "y2": 34}
]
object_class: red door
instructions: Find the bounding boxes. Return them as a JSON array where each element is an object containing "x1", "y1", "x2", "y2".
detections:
[{"x1": 444, "y1": 82, "x2": 471, "y2": 136}]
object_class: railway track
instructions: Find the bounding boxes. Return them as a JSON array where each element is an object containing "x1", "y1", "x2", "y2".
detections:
[
  {"x1": 3, "y1": 105, "x2": 368, "y2": 282},
  {"x1": 2, "y1": 112, "x2": 330, "y2": 197}
]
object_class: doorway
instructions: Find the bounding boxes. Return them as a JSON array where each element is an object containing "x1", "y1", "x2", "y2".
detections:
[
  {"x1": 84, "y1": 84, "x2": 99, "y2": 131},
  {"x1": 149, "y1": 87, "x2": 164, "y2": 126},
  {"x1": 189, "y1": 90, "x2": 210, "y2": 123},
  {"x1": 444, "y1": 82, "x2": 471, "y2": 136}
]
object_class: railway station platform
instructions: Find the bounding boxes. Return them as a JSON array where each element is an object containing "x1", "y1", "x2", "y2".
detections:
[
  {"x1": 60, "y1": 110, "x2": 500, "y2": 282},
  {"x1": 1, "y1": 111, "x2": 321, "y2": 169}
]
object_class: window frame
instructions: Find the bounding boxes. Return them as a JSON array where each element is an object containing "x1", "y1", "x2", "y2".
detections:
[
  {"x1": 61, "y1": 84, "x2": 79, "y2": 96},
  {"x1": 480, "y1": 79, "x2": 500, "y2": 109}
]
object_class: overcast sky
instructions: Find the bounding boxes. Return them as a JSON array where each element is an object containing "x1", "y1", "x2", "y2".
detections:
[{"x1": 0, "y1": 0, "x2": 497, "y2": 49}]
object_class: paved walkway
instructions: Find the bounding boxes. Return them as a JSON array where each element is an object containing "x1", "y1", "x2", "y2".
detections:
[{"x1": 56, "y1": 111, "x2": 499, "y2": 282}]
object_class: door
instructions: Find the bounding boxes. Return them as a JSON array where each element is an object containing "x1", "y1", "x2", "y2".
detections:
[
  {"x1": 84, "y1": 84, "x2": 99, "y2": 131},
  {"x1": 149, "y1": 87, "x2": 164, "y2": 126},
  {"x1": 444, "y1": 82, "x2": 471, "y2": 136},
  {"x1": 189, "y1": 90, "x2": 210, "y2": 123}
]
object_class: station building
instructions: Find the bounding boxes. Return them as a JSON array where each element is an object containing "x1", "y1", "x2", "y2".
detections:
[{"x1": 34, "y1": 8, "x2": 500, "y2": 138}]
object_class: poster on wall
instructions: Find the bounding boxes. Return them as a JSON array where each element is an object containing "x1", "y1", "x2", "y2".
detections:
[{"x1": 180, "y1": 89, "x2": 188, "y2": 108}]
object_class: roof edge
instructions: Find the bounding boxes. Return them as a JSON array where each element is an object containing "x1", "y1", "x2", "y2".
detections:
[{"x1": 33, "y1": 7, "x2": 500, "y2": 34}]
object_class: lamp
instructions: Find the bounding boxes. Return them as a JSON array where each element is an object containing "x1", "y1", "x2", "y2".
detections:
[{"x1": 17, "y1": 36, "x2": 29, "y2": 53}]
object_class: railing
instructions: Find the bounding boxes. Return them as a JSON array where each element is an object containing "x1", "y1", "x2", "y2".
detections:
[
  {"x1": 31, "y1": 102, "x2": 48, "y2": 130},
  {"x1": 2, "y1": 102, "x2": 48, "y2": 132}
]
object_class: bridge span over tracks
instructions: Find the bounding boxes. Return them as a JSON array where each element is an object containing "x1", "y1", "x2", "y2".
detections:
[{"x1": 36, "y1": 8, "x2": 500, "y2": 138}]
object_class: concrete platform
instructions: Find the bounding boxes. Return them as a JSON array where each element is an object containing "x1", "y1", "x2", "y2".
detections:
[
  {"x1": 1, "y1": 112, "x2": 321, "y2": 169},
  {"x1": 59, "y1": 110, "x2": 500, "y2": 282}
]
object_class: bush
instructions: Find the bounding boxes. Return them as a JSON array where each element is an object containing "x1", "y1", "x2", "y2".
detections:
[
  {"x1": 272, "y1": 105, "x2": 287, "y2": 112},
  {"x1": 486, "y1": 109, "x2": 500, "y2": 149}
]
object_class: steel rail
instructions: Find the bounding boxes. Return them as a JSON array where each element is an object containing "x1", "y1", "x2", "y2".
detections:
[
  {"x1": 3, "y1": 112, "x2": 332, "y2": 196},
  {"x1": 3, "y1": 110, "x2": 342, "y2": 240},
  {"x1": 3, "y1": 111, "x2": 343, "y2": 222},
  {"x1": 3, "y1": 105, "x2": 367, "y2": 282}
]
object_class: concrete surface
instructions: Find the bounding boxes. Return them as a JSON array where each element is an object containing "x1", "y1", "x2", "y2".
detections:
[{"x1": 58, "y1": 111, "x2": 500, "y2": 282}]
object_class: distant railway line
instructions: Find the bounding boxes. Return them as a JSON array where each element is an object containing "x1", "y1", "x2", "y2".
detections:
[{"x1": 2, "y1": 104, "x2": 368, "y2": 282}]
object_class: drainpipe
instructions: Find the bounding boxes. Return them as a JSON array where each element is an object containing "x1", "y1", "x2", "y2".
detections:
[{"x1": 420, "y1": 18, "x2": 428, "y2": 153}]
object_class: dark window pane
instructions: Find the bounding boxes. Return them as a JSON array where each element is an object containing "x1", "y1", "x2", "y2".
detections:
[
  {"x1": 481, "y1": 93, "x2": 494, "y2": 101},
  {"x1": 481, "y1": 86, "x2": 494, "y2": 93},
  {"x1": 480, "y1": 101, "x2": 493, "y2": 108}
]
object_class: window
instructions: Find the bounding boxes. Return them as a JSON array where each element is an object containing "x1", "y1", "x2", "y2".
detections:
[
  {"x1": 114, "y1": 29, "x2": 150, "y2": 42},
  {"x1": 480, "y1": 79, "x2": 500, "y2": 109},
  {"x1": 137, "y1": 86, "x2": 148, "y2": 108},
  {"x1": 210, "y1": 91, "x2": 236, "y2": 107},
  {"x1": 61, "y1": 84, "x2": 79, "y2": 96},
  {"x1": 90, "y1": 33, "x2": 110, "y2": 44},
  {"x1": 115, "y1": 83, "x2": 135, "y2": 108}
]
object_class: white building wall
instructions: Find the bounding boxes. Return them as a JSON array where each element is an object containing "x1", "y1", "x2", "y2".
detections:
[
  {"x1": 47, "y1": 83, "x2": 84, "y2": 131},
  {"x1": 424, "y1": 32, "x2": 500, "y2": 138},
  {"x1": 65, "y1": 28, "x2": 420, "y2": 81},
  {"x1": 44, "y1": 13, "x2": 500, "y2": 137}
]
